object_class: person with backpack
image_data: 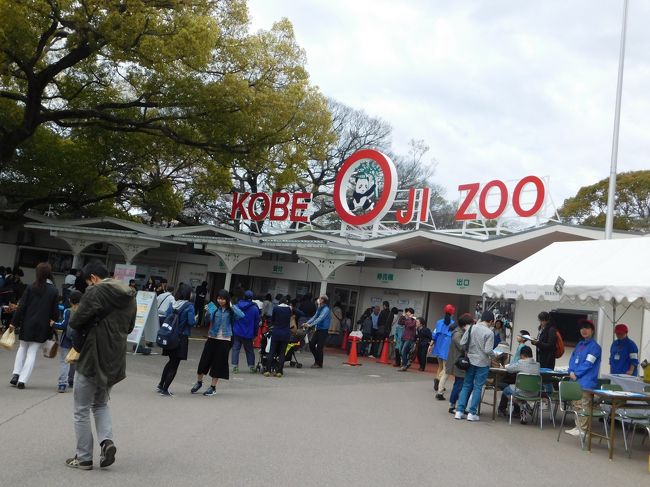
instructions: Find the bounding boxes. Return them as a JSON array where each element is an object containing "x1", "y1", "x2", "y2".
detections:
[
  {"x1": 156, "y1": 284, "x2": 195, "y2": 396},
  {"x1": 191, "y1": 289, "x2": 244, "y2": 396},
  {"x1": 530, "y1": 311, "x2": 557, "y2": 370},
  {"x1": 231, "y1": 290, "x2": 260, "y2": 374}
]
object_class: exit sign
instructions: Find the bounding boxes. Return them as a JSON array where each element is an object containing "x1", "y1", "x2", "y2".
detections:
[{"x1": 377, "y1": 272, "x2": 394, "y2": 282}]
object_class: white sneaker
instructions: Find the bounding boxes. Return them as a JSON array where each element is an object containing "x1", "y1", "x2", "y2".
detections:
[
  {"x1": 454, "y1": 411, "x2": 464, "y2": 420},
  {"x1": 564, "y1": 427, "x2": 581, "y2": 436},
  {"x1": 467, "y1": 413, "x2": 480, "y2": 422}
]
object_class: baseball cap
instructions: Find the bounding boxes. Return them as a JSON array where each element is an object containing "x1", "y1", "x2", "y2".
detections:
[{"x1": 614, "y1": 323, "x2": 628, "y2": 334}]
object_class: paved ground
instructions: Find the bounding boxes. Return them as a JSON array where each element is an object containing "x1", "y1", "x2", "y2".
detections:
[{"x1": 1, "y1": 340, "x2": 648, "y2": 487}]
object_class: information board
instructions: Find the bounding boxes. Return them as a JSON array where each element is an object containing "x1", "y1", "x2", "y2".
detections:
[{"x1": 127, "y1": 291, "x2": 158, "y2": 350}]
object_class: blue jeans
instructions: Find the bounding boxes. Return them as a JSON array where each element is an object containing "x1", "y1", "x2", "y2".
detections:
[
  {"x1": 231, "y1": 335, "x2": 255, "y2": 367},
  {"x1": 400, "y1": 340, "x2": 414, "y2": 368},
  {"x1": 450, "y1": 376, "x2": 464, "y2": 405},
  {"x1": 456, "y1": 365, "x2": 489, "y2": 415}
]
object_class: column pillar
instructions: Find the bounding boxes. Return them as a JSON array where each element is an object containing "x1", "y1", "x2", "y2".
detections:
[
  {"x1": 319, "y1": 280, "x2": 328, "y2": 297},
  {"x1": 224, "y1": 272, "x2": 232, "y2": 292},
  {"x1": 71, "y1": 253, "x2": 81, "y2": 269}
]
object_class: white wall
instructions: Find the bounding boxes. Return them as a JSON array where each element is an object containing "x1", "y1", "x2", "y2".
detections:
[{"x1": 358, "y1": 287, "x2": 426, "y2": 317}]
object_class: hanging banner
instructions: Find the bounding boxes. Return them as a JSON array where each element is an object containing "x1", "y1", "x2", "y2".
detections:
[{"x1": 114, "y1": 264, "x2": 137, "y2": 285}]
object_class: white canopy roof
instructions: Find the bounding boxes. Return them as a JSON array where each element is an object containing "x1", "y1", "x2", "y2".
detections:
[{"x1": 482, "y1": 237, "x2": 650, "y2": 309}]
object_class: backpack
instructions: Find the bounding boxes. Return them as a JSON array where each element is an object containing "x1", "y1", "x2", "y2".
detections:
[
  {"x1": 555, "y1": 329, "x2": 565, "y2": 358},
  {"x1": 156, "y1": 303, "x2": 189, "y2": 350}
]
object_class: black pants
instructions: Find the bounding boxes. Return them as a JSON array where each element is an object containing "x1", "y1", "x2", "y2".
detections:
[
  {"x1": 160, "y1": 357, "x2": 181, "y2": 391},
  {"x1": 417, "y1": 343, "x2": 429, "y2": 371},
  {"x1": 267, "y1": 339, "x2": 288, "y2": 373},
  {"x1": 309, "y1": 329, "x2": 328, "y2": 366},
  {"x1": 394, "y1": 348, "x2": 401, "y2": 366},
  {"x1": 197, "y1": 339, "x2": 230, "y2": 379},
  {"x1": 370, "y1": 330, "x2": 384, "y2": 357}
]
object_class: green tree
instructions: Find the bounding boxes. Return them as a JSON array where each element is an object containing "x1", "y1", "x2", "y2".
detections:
[
  {"x1": 0, "y1": 1, "x2": 333, "y2": 222},
  {"x1": 559, "y1": 170, "x2": 650, "y2": 231}
]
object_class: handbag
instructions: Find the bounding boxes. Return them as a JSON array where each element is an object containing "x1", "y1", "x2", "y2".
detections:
[
  {"x1": 42, "y1": 332, "x2": 59, "y2": 358},
  {"x1": 64, "y1": 347, "x2": 80, "y2": 364},
  {"x1": 454, "y1": 325, "x2": 473, "y2": 371},
  {"x1": 0, "y1": 328, "x2": 16, "y2": 350}
]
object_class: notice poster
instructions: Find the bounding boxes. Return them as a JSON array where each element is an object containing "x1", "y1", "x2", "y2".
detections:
[
  {"x1": 114, "y1": 264, "x2": 137, "y2": 285},
  {"x1": 127, "y1": 291, "x2": 157, "y2": 349}
]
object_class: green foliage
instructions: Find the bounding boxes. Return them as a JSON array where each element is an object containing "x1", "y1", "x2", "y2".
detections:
[
  {"x1": 559, "y1": 170, "x2": 650, "y2": 231},
  {"x1": 0, "y1": 0, "x2": 333, "y2": 223}
]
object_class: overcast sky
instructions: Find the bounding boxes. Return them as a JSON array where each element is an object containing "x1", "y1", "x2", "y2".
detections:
[{"x1": 247, "y1": 0, "x2": 650, "y2": 213}]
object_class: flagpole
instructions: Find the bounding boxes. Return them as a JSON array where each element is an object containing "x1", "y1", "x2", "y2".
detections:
[{"x1": 604, "y1": 0, "x2": 629, "y2": 239}]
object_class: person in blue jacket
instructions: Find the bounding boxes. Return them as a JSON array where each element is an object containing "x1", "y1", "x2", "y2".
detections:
[
  {"x1": 55, "y1": 290, "x2": 82, "y2": 392},
  {"x1": 430, "y1": 304, "x2": 455, "y2": 400},
  {"x1": 191, "y1": 289, "x2": 244, "y2": 396},
  {"x1": 157, "y1": 284, "x2": 196, "y2": 396},
  {"x1": 231, "y1": 290, "x2": 260, "y2": 374},
  {"x1": 305, "y1": 295, "x2": 331, "y2": 369},
  {"x1": 609, "y1": 323, "x2": 639, "y2": 375},
  {"x1": 565, "y1": 319, "x2": 601, "y2": 437}
]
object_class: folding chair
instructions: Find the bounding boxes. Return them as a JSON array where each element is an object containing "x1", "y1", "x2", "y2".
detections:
[
  {"x1": 556, "y1": 381, "x2": 608, "y2": 450},
  {"x1": 509, "y1": 373, "x2": 543, "y2": 429}
]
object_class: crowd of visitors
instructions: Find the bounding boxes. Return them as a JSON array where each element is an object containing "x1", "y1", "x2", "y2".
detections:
[{"x1": 0, "y1": 261, "x2": 644, "y2": 469}]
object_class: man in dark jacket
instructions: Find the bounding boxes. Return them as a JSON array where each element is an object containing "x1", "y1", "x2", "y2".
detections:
[
  {"x1": 66, "y1": 261, "x2": 136, "y2": 471},
  {"x1": 265, "y1": 296, "x2": 292, "y2": 377},
  {"x1": 530, "y1": 311, "x2": 557, "y2": 370},
  {"x1": 373, "y1": 301, "x2": 392, "y2": 357},
  {"x1": 194, "y1": 281, "x2": 208, "y2": 327},
  {"x1": 231, "y1": 290, "x2": 260, "y2": 373}
]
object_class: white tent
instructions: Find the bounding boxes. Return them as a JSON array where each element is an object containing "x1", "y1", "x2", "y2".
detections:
[
  {"x1": 483, "y1": 236, "x2": 650, "y2": 309},
  {"x1": 483, "y1": 236, "x2": 650, "y2": 357}
]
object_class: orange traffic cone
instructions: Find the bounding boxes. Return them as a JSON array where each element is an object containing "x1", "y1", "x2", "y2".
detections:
[
  {"x1": 344, "y1": 336, "x2": 361, "y2": 366},
  {"x1": 340, "y1": 331, "x2": 349, "y2": 351},
  {"x1": 376, "y1": 338, "x2": 391, "y2": 364}
]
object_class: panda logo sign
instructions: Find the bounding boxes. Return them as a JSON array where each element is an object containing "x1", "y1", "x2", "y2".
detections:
[{"x1": 333, "y1": 149, "x2": 398, "y2": 226}]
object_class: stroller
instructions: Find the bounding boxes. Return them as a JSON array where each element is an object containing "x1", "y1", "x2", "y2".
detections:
[{"x1": 256, "y1": 328, "x2": 304, "y2": 373}]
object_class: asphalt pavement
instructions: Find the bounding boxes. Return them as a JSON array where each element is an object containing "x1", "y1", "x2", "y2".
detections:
[{"x1": 1, "y1": 340, "x2": 648, "y2": 486}]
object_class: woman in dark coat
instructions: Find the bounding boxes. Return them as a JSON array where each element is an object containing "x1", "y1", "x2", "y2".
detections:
[{"x1": 9, "y1": 262, "x2": 59, "y2": 389}]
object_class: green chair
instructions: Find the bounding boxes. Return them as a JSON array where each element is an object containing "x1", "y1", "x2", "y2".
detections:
[
  {"x1": 597, "y1": 378, "x2": 611, "y2": 388},
  {"x1": 508, "y1": 373, "x2": 544, "y2": 429},
  {"x1": 556, "y1": 381, "x2": 609, "y2": 449}
]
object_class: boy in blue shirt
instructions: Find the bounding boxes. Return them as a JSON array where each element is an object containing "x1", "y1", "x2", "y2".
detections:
[{"x1": 609, "y1": 323, "x2": 638, "y2": 375}]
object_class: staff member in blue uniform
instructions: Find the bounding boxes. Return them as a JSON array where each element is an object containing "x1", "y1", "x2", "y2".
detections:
[
  {"x1": 565, "y1": 319, "x2": 601, "y2": 437},
  {"x1": 609, "y1": 323, "x2": 638, "y2": 375}
]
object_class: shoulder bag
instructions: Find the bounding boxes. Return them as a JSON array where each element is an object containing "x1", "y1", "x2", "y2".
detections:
[{"x1": 455, "y1": 325, "x2": 473, "y2": 371}]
